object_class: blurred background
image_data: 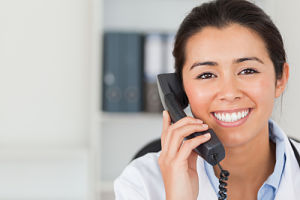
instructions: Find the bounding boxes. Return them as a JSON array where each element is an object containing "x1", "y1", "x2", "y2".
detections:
[{"x1": 0, "y1": 0, "x2": 299, "y2": 199}]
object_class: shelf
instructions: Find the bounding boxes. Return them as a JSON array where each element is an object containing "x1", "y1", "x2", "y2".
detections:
[
  {"x1": 100, "y1": 111, "x2": 162, "y2": 121},
  {"x1": 99, "y1": 105, "x2": 193, "y2": 121}
]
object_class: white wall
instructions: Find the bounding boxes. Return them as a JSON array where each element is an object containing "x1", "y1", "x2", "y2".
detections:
[
  {"x1": 0, "y1": 0, "x2": 90, "y2": 148},
  {"x1": 0, "y1": 0, "x2": 97, "y2": 199}
]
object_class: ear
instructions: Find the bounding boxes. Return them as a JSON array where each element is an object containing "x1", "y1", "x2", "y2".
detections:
[{"x1": 275, "y1": 63, "x2": 289, "y2": 98}]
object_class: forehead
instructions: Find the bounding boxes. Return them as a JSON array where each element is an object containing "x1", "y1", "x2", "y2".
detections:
[{"x1": 183, "y1": 23, "x2": 270, "y2": 66}]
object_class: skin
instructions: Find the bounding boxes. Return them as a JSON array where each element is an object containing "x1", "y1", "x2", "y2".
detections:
[{"x1": 159, "y1": 23, "x2": 289, "y2": 200}]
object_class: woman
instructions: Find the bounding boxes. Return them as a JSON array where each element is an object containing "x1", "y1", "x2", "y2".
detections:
[{"x1": 114, "y1": 0, "x2": 300, "y2": 199}]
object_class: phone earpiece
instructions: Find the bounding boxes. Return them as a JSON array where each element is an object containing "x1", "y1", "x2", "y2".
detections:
[{"x1": 157, "y1": 73, "x2": 188, "y2": 109}]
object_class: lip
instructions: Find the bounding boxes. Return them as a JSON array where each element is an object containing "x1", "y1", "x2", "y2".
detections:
[{"x1": 211, "y1": 108, "x2": 252, "y2": 127}]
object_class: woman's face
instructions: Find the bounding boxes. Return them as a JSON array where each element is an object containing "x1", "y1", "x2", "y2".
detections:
[{"x1": 182, "y1": 23, "x2": 286, "y2": 148}]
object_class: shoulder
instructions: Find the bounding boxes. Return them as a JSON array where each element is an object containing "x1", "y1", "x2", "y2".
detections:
[
  {"x1": 114, "y1": 152, "x2": 165, "y2": 200},
  {"x1": 269, "y1": 119, "x2": 300, "y2": 152},
  {"x1": 276, "y1": 136, "x2": 300, "y2": 198}
]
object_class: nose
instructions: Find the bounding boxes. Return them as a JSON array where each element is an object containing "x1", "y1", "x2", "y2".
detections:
[{"x1": 217, "y1": 77, "x2": 243, "y2": 102}]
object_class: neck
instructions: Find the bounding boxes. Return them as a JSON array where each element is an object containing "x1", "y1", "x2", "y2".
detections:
[{"x1": 214, "y1": 124, "x2": 276, "y2": 186}]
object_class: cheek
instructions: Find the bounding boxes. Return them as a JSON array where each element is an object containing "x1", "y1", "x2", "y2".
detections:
[
  {"x1": 244, "y1": 77, "x2": 276, "y2": 119},
  {"x1": 184, "y1": 81, "x2": 216, "y2": 115}
]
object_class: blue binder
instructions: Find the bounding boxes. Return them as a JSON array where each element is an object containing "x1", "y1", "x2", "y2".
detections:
[{"x1": 102, "y1": 32, "x2": 143, "y2": 112}]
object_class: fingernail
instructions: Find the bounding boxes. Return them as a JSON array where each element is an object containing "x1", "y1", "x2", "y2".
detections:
[
  {"x1": 204, "y1": 133, "x2": 211, "y2": 138},
  {"x1": 197, "y1": 119, "x2": 203, "y2": 123},
  {"x1": 202, "y1": 124, "x2": 208, "y2": 128}
]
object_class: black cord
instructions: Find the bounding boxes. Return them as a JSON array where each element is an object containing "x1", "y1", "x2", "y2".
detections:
[{"x1": 213, "y1": 155, "x2": 230, "y2": 200}]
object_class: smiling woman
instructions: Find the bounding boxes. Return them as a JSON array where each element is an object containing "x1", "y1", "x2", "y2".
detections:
[{"x1": 114, "y1": 0, "x2": 300, "y2": 200}]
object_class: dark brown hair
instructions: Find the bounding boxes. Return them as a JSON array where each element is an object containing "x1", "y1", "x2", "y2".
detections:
[{"x1": 173, "y1": 0, "x2": 286, "y2": 82}]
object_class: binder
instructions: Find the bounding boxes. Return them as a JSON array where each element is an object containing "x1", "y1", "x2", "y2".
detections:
[
  {"x1": 143, "y1": 33, "x2": 165, "y2": 113},
  {"x1": 102, "y1": 32, "x2": 143, "y2": 112}
]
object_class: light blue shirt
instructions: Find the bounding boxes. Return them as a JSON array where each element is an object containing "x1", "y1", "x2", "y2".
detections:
[{"x1": 204, "y1": 120, "x2": 286, "y2": 199}]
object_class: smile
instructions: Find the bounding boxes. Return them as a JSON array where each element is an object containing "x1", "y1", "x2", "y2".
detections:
[
  {"x1": 212, "y1": 108, "x2": 252, "y2": 127},
  {"x1": 214, "y1": 109, "x2": 249, "y2": 122}
]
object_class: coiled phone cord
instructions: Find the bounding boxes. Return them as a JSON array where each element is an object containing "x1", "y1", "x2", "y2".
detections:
[
  {"x1": 213, "y1": 155, "x2": 230, "y2": 200},
  {"x1": 217, "y1": 162, "x2": 230, "y2": 200}
]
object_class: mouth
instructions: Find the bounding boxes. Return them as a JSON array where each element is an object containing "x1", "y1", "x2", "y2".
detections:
[{"x1": 211, "y1": 108, "x2": 252, "y2": 127}]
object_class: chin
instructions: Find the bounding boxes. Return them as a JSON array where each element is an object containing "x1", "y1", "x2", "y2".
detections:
[{"x1": 216, "y1": 131, "x2": 252, "y2": 148}]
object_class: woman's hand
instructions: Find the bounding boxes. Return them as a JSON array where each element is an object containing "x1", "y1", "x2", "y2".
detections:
[{"x1": 158, "y1": 110, "x2": 211, "y2": 200}]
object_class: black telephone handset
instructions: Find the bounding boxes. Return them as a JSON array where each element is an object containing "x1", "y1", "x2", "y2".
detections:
[
  {"x1": 157, "y1": 73, "x2": 225, "y2": 165},
  {"x1": 157, "y1": 73, "x2": 229, "y2": 200}
]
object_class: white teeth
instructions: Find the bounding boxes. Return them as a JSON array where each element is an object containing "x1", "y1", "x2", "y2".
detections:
[
  {"x1": 221, "y1": 113, "x2": 225, "y2": 121},
  {"x1": 232, "y1": 112, "x2": 237, "y2": 122},
  {"x1": 225, "y1": 113, "x2": 230, "y2": 122},
  {"x1": 237, "y1": 112, "x2": 242, "y2": 119},
  {"x1": 214, "y1": 109, "x2": 250, "y2": 122}
]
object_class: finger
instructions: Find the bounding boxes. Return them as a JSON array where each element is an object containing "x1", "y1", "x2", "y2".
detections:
[
  {"x1": 164, "y1": 116, "x2": 204, "y2": 152},
  {"x1": 166, "y1": 123, "x2": 209, "y2": 158},
  {"x1": 171, "y1": 116, "x2": 203, "y2": 130},
  {"x1": 161, "y1": 110, "x2": 171, "y2": 150},
  {"x1": 176, "y1": 133, "x2": 211, "y2": 163}
]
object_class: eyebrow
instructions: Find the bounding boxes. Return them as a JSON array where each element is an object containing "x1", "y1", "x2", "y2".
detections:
[
  {"x1": 234, "y1": 57, "x2": 264, "y2": 64},
  {"x1": 189, "y1": 56, "x2": 264, "y2": 71}
]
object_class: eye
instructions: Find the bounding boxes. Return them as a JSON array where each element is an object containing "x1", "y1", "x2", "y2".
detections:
[
  {"x1": 239, "y1": 68, "x2": 259, "y2": 75},
  {"x1": 196, "y1": 72, "x2": 217, "y2": 79}
]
